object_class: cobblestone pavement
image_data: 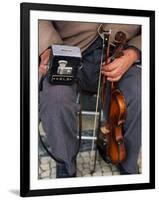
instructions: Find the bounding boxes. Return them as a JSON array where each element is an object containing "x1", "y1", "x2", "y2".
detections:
[
  {"x1": 38, "y1": 148, "x2": 141, "y2": 179},
  {"x1": 39, "y1": 151, "x2": 116, "y2": 179},
  {"x1": 38, "y1": 113, "x2": 141, "y2": 179}
]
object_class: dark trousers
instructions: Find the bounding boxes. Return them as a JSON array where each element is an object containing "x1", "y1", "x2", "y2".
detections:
[{"x1": 39, "y1": 37, "x2": 141, "y2": 177}]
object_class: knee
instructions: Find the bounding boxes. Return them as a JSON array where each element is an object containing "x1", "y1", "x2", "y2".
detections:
[
  {"x1": 39, "y1": 84, "x2": 78, "y2": 132},
  {"x1": 40, "y1": 83, "x2": 78, "y2": 115},
  {"x1": 52, "y1": 85, "x2": 74, "y2": 100},
  {"x1": 119, "y1": 66, "x2": 141, "y2": 108}
]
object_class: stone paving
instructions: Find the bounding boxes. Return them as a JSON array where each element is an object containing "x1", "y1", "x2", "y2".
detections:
[
  {"x1": 38, "y1": 108, "x2": 141, "y2": 179},
  {"x1": 39, "y1": 150, "x2": 141, "y2": 179},
  {"x1": 38, "y1": 134, "x2": 141, "y2": 179},
  {"x1": 39, "y1": 151, "x2": 116, "y2": 179}
]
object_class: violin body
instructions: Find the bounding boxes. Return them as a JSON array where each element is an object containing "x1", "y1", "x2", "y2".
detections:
[
  {"x1": 97, "y1": 31, "x2": 127, "y2": 165},
  {"x1": 104, "y1": 88, "x2": 126, "y2": 164}
]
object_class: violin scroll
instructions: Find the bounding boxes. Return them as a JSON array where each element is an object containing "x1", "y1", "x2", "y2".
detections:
[{"x1": 114, "y1": 31, "x2": 126, "y2": 44}]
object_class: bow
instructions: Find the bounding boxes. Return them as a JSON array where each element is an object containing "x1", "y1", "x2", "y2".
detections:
[
  {"x1": 90, "y1": 26, "x2": 127, "y2": 172},
  {"x1": 90, "y1": 26, "x2": 111, "y2": 170}
]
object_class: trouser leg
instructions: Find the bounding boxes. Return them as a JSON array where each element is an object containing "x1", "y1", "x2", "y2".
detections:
[
  {"x1": 39, "y1": 78, "x2": 80, "y2": 176},
  {"x1": 117, "y1": 65, "x2": 141, "y2": 174},
  {"x1": 39, "y1": 37, "x2": 103, "y2": 178},
  {"x1": 56, "y1": 161, "x2": 76, "y2": 178}
]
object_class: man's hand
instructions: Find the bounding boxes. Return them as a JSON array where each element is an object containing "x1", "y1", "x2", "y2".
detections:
[
  {"x1": 39, "y1": 48, "x2": 51, "y2": 76},
  {"x1": 101, "y1": 48, "x2": 140, "y2": 82}
]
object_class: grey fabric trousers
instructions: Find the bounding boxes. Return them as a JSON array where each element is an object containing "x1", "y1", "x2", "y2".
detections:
[{"x1": 39, "y1": 37, "x2": 141, "y2": 175}]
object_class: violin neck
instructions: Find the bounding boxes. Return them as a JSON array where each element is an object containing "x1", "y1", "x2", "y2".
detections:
[{"x1": 111, "y1": 82, "x2": 118, "y2": 90}]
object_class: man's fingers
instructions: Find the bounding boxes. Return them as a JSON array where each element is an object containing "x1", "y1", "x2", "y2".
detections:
[
  {"x1": 39, "y1": 48, "x2": 51, "y2": 76},
  {"x1": 102, "y1": 58, "x2": 120, "y2": 72},
  {"x1": 40, "y1": 48, "x2": 51, "y2": 64},
  {"x1": 107, "y1": 75, "x2": 122, "y2": 82},
  {"x1": 39, "y1": 64, "x2": 48, "y2": 75},
  {"x1": 101, "y1": 66, "x2": 122, "y2": 78},
  {"x1": 101, "y1": 70, "x2": 122, "y2": 81}
]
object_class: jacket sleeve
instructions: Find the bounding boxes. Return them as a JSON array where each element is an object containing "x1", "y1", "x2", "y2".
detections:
[
  {"x1": 38, "y1": 20, "x2": 63, "y2": 55},
  {"x1": 127, "y1": 34, "x2": 141, "y2": 50}
]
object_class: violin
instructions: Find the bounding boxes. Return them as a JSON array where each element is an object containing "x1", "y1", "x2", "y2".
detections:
[{"x1": 98, "y1": 31, "x2": 127, "y2": 164}]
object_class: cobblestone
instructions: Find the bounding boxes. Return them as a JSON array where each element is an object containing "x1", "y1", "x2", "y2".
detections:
[
  {"x1": 82, "y1": 168, "x2": 90, "y2": 176},
  {"x1": 39, "y1": 120, "x2": 142, "y2": 179},
  {"x1": 50, "y1": 169, "x2": 56, "y2": 178},
  {"x1": 50, "y1": 160, "x2": 56, "y2": 168},
  {"x1": 38, "y1": 149, "x2": 142, "y2": 179},
  {"x1": 77, "y1": 170, "x2": 82, "y2": 177},
  {"x1": 83, "y1": 174, "x2": 92, "y2": 177},
  {"x1": 40, "y1": 163, "x2": 50, "y2": 171},
  {"x1": 83, "y1": 163, "x2": 90, "y2": 169},
  {"x1": 92, "y1": 171, "x2": 102, "y2": 176},
  {"x1": 112, "y1": 171, "x2": 120, "y2": 175},
  {"x1": 41, "y1": 170, "x2": 50, "y2": 179},
  {"x1": 39, "y1": 149, "x2": 142, "y2": 179},
  {"x1": 81, "y1": 151, "x2": 90, "y2": 158},
  {"x1": 77, "y1": 164, "x2": 83, "y2": 171},
  {"x1": 103, "y1": 171, "x2": 113, "y2": 176},
  {"x1": 40, "y1": 156, "x2": 50, "y2": 164},
  {"x1": 101, "y1": 165, "x2": 112, "y2": 173},
  {"x1": 77, "y1": 158, "x2": 83, "y2": 164},
  {"x1": 111, "y1": 165, "x2": 118, "y2": 172}
]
